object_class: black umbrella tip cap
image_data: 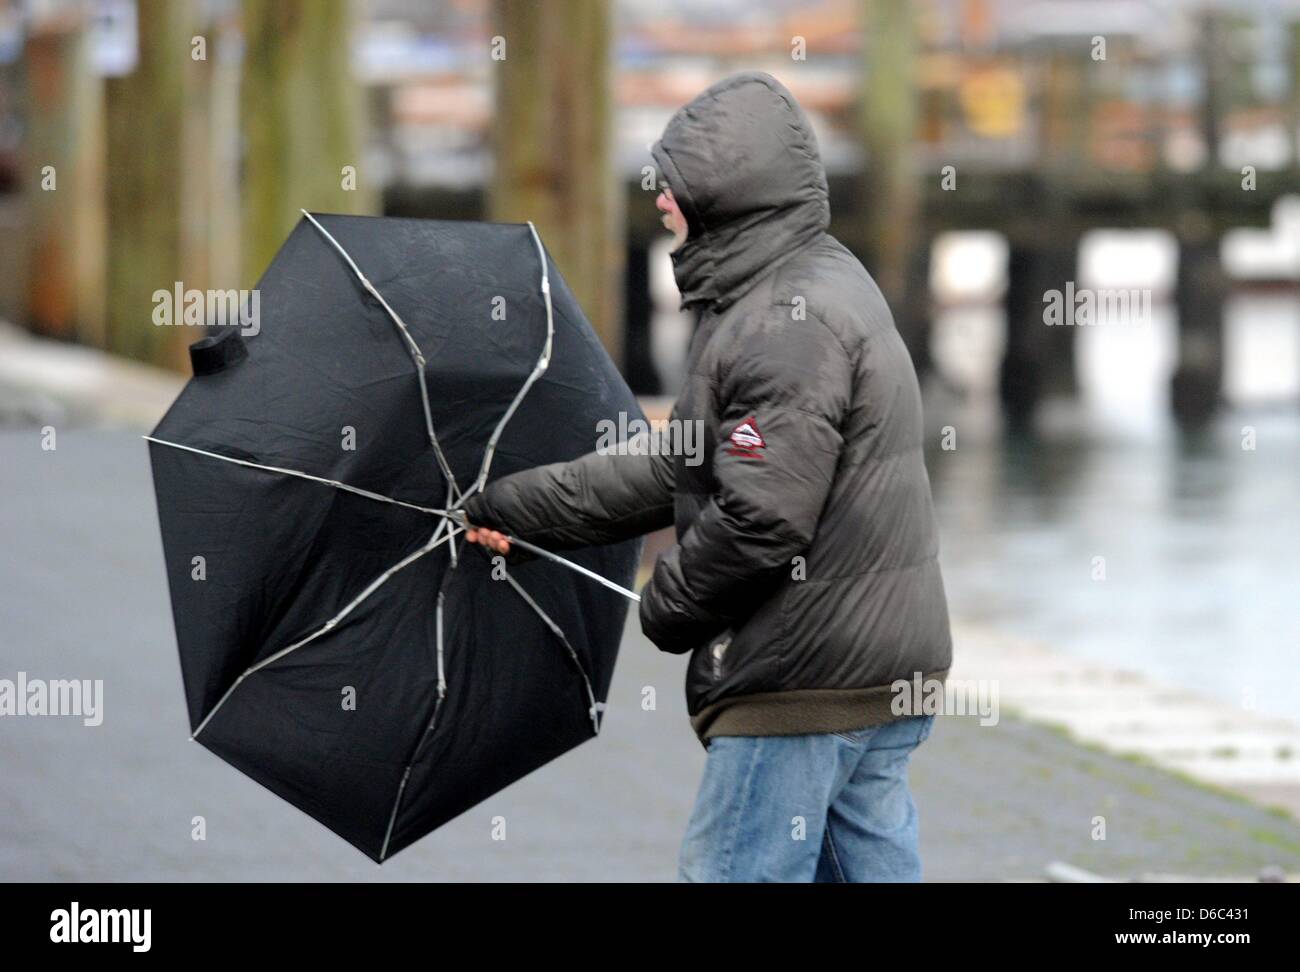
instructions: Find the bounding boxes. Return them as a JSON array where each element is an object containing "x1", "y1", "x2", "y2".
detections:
[{"x1": 190, "y1": 329, "x2": 249, "y2": 376}]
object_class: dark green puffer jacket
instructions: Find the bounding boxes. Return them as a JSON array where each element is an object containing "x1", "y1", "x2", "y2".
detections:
[{"x1": 465, "y1": 72, "x2": 951, "y2": 742}]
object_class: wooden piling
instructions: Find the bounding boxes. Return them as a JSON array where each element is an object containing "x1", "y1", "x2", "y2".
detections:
[
  {"x1": 22, "y1": 12, "x2": 105, "y2": 346},
  {"x1": 1171, "y1": 225, "x2": 1225, "y2": 424},
  {"x1": 240, "y1": 0, "x2": 371, "y2": 289},
  {"x1": 860, "y1": 0, "x2": 926, "y2": 369},
  {"x1": 488, "y1": 0, "x2": 622, "y2": 362},
  {"x1": 1168, "y1": 13, "x2": 1229, "y2": 425},
  {"x1": 104, "y1": 0, "x2": 193, "y2": 367},
  {"x1": 1001, "y1": 236, "x2": 1079, "y2": 424}
]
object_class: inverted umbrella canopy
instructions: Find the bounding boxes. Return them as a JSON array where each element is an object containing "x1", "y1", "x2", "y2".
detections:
[{"x1": 147, "y1": 213, "x2": 643, "y2": 862}]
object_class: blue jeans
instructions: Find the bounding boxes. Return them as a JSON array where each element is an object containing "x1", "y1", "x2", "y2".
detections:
[{"x1": 678, "y1": 715, "x2": 935, "y2": 882}]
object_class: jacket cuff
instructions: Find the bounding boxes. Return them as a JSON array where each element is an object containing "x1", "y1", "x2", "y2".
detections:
[
  {"x1": 460, "y1": 492, "x2": 493, "y2": 528},
  {"x1": 639, "y1": 586, "x2": 720, "y2": 655},
  {"x1": 459, "y1": 492, "x2": 536, "y2": 566}
]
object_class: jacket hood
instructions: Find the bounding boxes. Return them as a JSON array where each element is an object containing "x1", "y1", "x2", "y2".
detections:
[{"x1": 650, "y1": 72, "x2": 830, "y2": 311}]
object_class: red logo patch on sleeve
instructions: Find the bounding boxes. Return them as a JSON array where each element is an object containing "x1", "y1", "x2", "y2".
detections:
[{"x1": 725, "y1": 417, "x2": 766, "y2": 458}]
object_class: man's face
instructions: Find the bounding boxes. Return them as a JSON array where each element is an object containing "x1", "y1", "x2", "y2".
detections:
[{"x1": 656, "y1": 186, "x2": 689, "y2": 252}]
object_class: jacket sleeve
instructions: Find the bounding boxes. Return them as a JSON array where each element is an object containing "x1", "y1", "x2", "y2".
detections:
[
  {"x1": 639, "y1": 313, "x2": 852, "y2": 653},
  {"x1": 462, "y1": 443, "x2": 675, "y2": 550}
]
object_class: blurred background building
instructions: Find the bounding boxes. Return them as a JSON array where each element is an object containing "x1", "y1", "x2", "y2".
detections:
[{"x1": 5, "y1": 0, "x2": 1299, "y2": 407}]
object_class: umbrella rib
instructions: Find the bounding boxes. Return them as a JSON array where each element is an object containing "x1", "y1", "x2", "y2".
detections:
[
  {"x1": 190, "y1": 521, "x2": 456, "y2": 740},
  {"x1": 382, "y1": 579, "x2": 452, "y2": 862},
  {"x1": 444, "y1": 483, "x2": 459, "y2": 569},
  {"x1": 498, "y1": 531, "x2": 641, "y2": 603},
  {"x1": 299, "y1": 210, "x2": 463, "y2": 505},
  {"x1": 435, "y1": 589, "x2": 448, "y2": 700},
  {"x1": 408, "y1": 588, "x2": 451, "y2": 765},
  {"x1": 380, "y1": 766, "x2": 412, "y2": 864},
  {"x1": 143, "y1": 435, "x2": 448, "y2": 517},
  {"x1": 501, "y1": 571, "x2": 602, "y2": 736},
  {"x1": 462, "y1": 221, "x2": 555, "y2": 503}
]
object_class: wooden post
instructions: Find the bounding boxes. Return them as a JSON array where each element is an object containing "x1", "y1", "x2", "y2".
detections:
[
  {"x1": 861, "y1": 0, "x2": 927, "y2": 370},
  {"x1": 240, "y1": 0, "x2": 371, "y2": 288},
  {"x1": 996, "y1": 41, "x2": 1086, "y2": 423},
  {"x1": 1170, "y1": 14, "x2": 1228, "y2": 425},
  {"x1": 1001, "y1": 236, "x2": 1078, "y2": 425},
  {"x1": 1171, "y1": 224, "x2": 1225, "y2": 424},
  {"x1": 22, "y1": 12, "x2": 106, "y2": 345},
  {"x1": 180, "y1": 7, "x2": 242, "y2": 321},
  {"x1": 104, "y1": 0, "x2": 193, "y2": 366},
  {"x1": 488, "y1": 0, "x2": 622, "y2": 361},
  {"x1": 1040, "y1": 49, "x2": 1087, "y2": 178},
  {"x1": 1289, "y1": 22, "x2": 1300, "y2": 167}
]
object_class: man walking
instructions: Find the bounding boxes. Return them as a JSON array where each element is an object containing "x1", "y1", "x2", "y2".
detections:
[{"x1": 465, "y1": 72, "x2": 951, "y2": 882}]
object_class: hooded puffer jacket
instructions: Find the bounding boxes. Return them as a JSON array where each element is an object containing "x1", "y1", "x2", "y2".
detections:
[{"x1": 465, "y1": 72, "x2": 951, "y2": 742}]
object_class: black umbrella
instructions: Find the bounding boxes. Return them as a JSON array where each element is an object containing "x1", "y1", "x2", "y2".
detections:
[{"x1": 147, "y1": 212, "x2": 643, "y2": 862}]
